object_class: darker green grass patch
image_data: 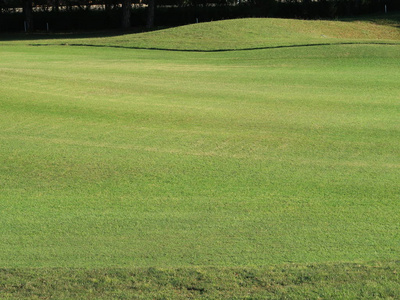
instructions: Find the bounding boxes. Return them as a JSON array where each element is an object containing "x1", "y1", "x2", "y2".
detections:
[{"x1": 1, "y1": 261, "x2": 399, "y2": 299}]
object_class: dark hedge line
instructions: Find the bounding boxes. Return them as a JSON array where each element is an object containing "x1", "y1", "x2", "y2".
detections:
[{"x1": 1, "y1": 0, "x2": 399, "y2": 32}]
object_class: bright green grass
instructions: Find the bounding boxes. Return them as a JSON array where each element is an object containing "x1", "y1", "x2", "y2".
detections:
[{"x1": 1, "y1": 17, "x2": 400, "y2": 298}]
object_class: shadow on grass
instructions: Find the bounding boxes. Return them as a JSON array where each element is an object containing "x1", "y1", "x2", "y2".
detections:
[
  {"x1": 340, "y1": 11, "x2": 400, "y2": 28},
  {"x1": 0, "y1": 26, "x2": 169, "y2": 42},
  {"x1": 29, "y1": 41, "x2": 400, "y2": 52}
]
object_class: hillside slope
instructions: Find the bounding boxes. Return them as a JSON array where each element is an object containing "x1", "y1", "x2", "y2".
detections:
[
  {"x1": 94, "y1": 17, "x2": 400, "y2": 50},
  {"x1": 38, "y1": 15, "x2": 400, "y2": 51},
  {"x1": 2, "y1": 14, "x2": 399, "y2": 50}
]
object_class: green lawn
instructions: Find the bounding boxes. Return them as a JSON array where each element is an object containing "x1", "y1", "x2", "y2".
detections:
[{"x1": 0, "y1": 16, "x2": 399, "y2": 298}]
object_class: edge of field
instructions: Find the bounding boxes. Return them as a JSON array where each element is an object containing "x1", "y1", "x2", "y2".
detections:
[{"x1": 1, "y1": 261, "x2": 399, "y2": 299}]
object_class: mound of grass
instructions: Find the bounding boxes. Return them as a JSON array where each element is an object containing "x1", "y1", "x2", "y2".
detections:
[
  {"x1": 92, "y1": 16, "x2": 400, "y2": 50},
  {"x1": 2, "y1": 14, "x2": 400, "y2": 50}
]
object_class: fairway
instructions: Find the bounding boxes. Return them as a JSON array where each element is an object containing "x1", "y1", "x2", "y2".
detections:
[{"x1": 1, "y1": 16, "x2": 400, "y2": 297}]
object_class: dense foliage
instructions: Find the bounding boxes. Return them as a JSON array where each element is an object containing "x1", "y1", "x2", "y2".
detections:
[{"x1": 0, "y1": 0, "x2": 399, "y2": 31}]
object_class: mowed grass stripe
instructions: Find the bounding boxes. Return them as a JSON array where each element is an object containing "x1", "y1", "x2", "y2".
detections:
[{"x1": 1, "y1": 39, "x2": 399, "y2": 270}]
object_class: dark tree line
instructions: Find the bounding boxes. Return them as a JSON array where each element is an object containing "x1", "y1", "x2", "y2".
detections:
[{"x1": 0, "y1": 0, "x2": 398, "y2": 32}]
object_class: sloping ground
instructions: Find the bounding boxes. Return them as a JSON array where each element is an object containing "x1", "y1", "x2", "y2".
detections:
[
  {"x1": 22, "y1": 14, "x2": 400, "y2": 51},
  {"x1": 90, "y1": 16, "x2": 400, "y2": 50}
]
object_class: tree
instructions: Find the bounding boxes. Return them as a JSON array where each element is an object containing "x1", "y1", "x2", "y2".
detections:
[
  {"x1": 146, "y1": 0, "x2": 155, "y2": 29},
  {"x1": 121, "y1": 0, "x2": 131, "y2": 29},
  {"x1": 22, "y1": 0, "x2": 33, "y2": 31}
]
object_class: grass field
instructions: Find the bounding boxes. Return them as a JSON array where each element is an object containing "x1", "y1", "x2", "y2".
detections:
[{"x1": 1, "y1": 14, "x2": 400, "y2": 298}]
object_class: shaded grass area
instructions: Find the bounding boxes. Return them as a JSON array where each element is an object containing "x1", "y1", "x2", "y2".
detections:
[{"x1": 1, "y1": 261, "x2": 400, "y2": 299}]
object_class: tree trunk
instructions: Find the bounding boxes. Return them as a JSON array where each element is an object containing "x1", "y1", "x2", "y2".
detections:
[
  {"x1": 121, "y1": 0, "x2": 131, "y2": 29},
  {"x1": 146, "y1": 0, "x2": 155, "y2": 29},
  {"x1": 23, "y1": 0, "x2": 33, "y2": 32}
]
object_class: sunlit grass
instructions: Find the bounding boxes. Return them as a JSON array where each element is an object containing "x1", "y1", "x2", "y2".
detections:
[
  {"x1": 1, "y1": 16, "x2": 399, "y2": 298},
  {"x1": 1, "y1": 42, "x2": 399, "y2": 268},
  {"x1": 1, "y1": 14, "x2": 399, "y2": 50}
]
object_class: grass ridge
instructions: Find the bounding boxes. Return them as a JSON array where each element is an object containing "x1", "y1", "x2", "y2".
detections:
[
  {"x1": 29, "y1": 41, "x2": 400, "y2": 52},
  {"x1": 3, "y1": 15, "x2": 399, "y2": 50}
]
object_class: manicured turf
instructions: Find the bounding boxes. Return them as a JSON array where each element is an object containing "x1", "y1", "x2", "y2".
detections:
[
  {"x1": 2, "y1": 13, "x2": 400, "y2": 50},
  {"x1": 75, "y1": 15, "x2": 400, "y2": 50},
  {"x1": 0, "y1": 16, "x2": 399, "y2": 298}
]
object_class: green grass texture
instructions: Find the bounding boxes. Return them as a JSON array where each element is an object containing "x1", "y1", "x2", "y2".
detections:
[
  {"x1": 1, "y1": 262, "x2": 399, "y2": 299},
  {"x1": 2, "y1": 13, "x2": 400, "y2": 50},
  {"x1": 77, "y1": 15, "x2": 400, "y2": 50},
  {"x1": 1, "y1": 15, "x2": 400, "y2": 298}
]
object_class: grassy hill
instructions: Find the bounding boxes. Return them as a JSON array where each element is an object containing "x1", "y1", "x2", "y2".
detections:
[
  {"x1": 2, "y1": 13, "x2": 400, "y2": 50},
  {"x1": 83, "y1": 15, "x2": 400, "y2": 50},
  {"x1": 1, "y1": 15, "x2": 400, "y2": 298}
]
